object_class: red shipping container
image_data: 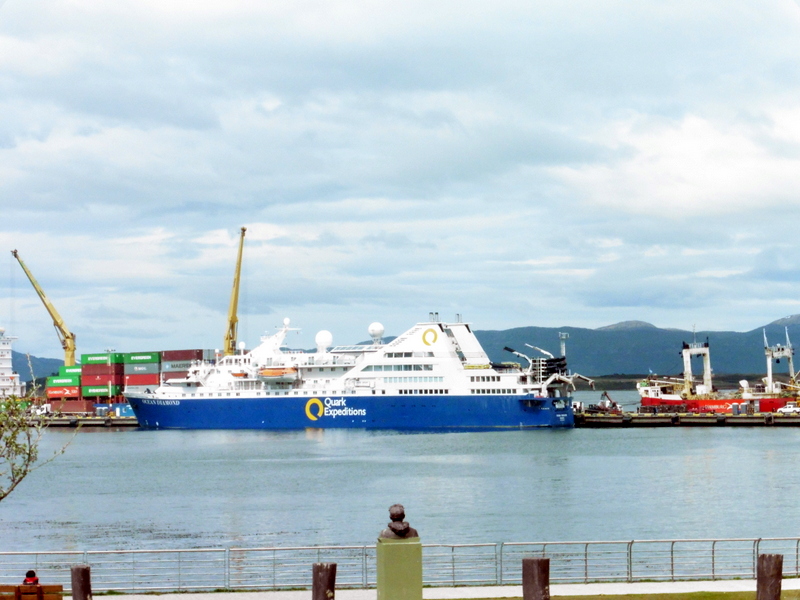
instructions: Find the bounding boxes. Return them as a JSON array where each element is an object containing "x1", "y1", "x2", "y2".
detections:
[
  {"x1": 50, "y1": 400, "x2": 94, "y2": 413},
  {"x1": 81, "y1": 363, "x2": 125, "y2": 376},
  {"x1": 124, "y1": 373, "x2": 160, "y2": 386},
  {"x1": 162, "y1": 370, "x2": 189, "y2": 381},
  {"x1": 46, "y1": 386, "x2": 80, "y2": 398},
  {"x1": 161, "y1": 349, "x2": 204, "y2": 361},
  {"x1": 82, "y1": 374, "x2": 124, "y2": 386}
]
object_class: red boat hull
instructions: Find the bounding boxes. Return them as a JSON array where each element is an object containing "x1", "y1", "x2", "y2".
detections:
[{"x1": 641, "y1": 396, "x2": 792, "y2": 413}]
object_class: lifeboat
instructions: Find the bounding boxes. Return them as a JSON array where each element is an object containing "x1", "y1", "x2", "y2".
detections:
[{"x1": 258, "y1": 367, "x2": 298, "y2": 382}]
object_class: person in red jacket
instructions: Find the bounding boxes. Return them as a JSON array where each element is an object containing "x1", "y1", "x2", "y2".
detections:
[{"x1": 23, "y1": 570, "x2": 39, "y2": 585}]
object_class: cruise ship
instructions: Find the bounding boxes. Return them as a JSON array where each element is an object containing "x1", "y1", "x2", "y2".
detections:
[{"x1": 125, "y1": 314, "x2": 588, "y2": 430}]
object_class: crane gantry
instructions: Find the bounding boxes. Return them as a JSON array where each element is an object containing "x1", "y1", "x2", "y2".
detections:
[
  {"x1": 11, "y1": 249, "x2": 77, "y2": 366},
  {"x1": 223, "y1": 227, "x2": 247, "y2": 356}
]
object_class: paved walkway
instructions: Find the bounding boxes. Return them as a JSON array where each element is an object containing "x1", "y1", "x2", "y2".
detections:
[{"x1": 92, "y1": 578, "x2": 800, "y2": 599}]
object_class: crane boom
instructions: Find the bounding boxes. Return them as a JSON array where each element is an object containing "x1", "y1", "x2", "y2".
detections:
[
  {"x1": 223, "y1": 227, "x2": 247, "y2": 356},
  {"x1": 11, "y1": 249, "x2": 77, "y2": 366}
]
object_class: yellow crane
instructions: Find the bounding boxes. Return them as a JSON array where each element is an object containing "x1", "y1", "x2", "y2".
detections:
[
  {"x1": 223, "y1": 227, "x2": 247, "y2": 356},
  {"x1": 11, "y1": 249, "x2": 77, "y2": 366}
]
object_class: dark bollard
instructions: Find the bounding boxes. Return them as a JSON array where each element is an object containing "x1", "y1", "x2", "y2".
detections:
[
  {"x1": 71, "y1": 565, "x2": 92, "y2": 600},
  {"x1": 522, "y1": 558, "x2": 550, "y2": 600},
  {"x1": 757, "y1": 553, "x2": 783, "y2": 600},
  {"x1": 312, "y1": 563, "x2": 337, "y2": 600}
]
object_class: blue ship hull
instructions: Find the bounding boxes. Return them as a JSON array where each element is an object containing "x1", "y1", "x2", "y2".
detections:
[{"x1": 126, "y1": 393, "x2": 574, "y2": 430}]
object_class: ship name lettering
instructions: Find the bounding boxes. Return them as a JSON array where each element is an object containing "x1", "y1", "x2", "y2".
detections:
[{"x1": 142, "y1": 398, "x2": 181, "y2": 406}]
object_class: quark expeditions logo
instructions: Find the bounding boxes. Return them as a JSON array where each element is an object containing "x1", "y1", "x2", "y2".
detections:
[
  {"x1": 422, "y1": 328, "x2": 438, "y2": 345},
  {"x1": 305, "y1": 397, "x2": 367, "y2": 421}
]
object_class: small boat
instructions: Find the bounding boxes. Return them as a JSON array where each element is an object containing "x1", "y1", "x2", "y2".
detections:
[{"x1": 258, "y1": 367, "x2": 298, "y2": 382}]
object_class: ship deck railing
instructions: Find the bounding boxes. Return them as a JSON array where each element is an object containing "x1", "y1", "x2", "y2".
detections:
[{"x1": 0, "y1": 536, "x2": 797, "y2": 592}]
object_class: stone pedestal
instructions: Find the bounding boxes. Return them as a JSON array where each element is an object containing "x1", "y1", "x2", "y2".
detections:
[{"x1": 376, "y1": 537, "x2": 422, "y2": 600}]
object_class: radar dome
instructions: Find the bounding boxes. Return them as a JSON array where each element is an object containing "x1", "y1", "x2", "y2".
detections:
[
  {"x1": 283, "y1": 317, "x2": 291, "y2": 327},
  {"x1": 368, "y1": 322, "x2": 384, "y2": 343},
  {"x1": 315, "y1": 330, "x2": 333, "y2": 352}
]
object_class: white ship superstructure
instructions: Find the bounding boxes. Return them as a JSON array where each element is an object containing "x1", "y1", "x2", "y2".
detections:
[{"x1": 0, "y1": 327, "x2": 26, "y2": 398}]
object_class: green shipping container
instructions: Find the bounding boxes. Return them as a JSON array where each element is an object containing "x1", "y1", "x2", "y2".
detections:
[
  {"x1": 59, "y1": 365, "x2": 82, "y2": 375},
  {"x1": 81, "y1": 353, "x2": 125, "y2": 365},
  {"x1": 123, "y1": 352, "x2": 160, "y2": 364},
  {"x1": 47, "y1": 375, "x2": 81, "y2": 387},
  {"x1": 81, "y1": 385, "x2": 123, "y2": 397}
]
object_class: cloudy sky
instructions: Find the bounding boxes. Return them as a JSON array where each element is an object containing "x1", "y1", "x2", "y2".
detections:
[{"x1": 2, "y1": 0, "x2": 800, "y2": 358}]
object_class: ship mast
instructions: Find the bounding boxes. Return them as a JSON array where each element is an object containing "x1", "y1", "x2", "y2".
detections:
[
  {"x1": 223, "y1": 227, "x2": 247, "y2": 356},
  {"x1": 11, "y1": 249, "x2": 77, "y2": 366}
]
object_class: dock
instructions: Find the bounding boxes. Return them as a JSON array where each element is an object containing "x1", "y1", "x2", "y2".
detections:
[
  {"x1": 36, "y1": 416, "x2": 139, "y2": 428},
  {"x1": 575, "y1": 411, "x2": 800, "y2": 427}
]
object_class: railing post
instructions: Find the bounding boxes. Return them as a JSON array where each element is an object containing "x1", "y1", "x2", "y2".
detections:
[
  {"x1": 712, "y1": 541, "x2": 716, "y2": 580},
  {"x1": 584, "y1": 543, "x2": 588, "y2": 584},
  {"x1": 225, "y1": 548, "x2": 230, "y2": 590},
  {"x1": 754, "y1": 539, "x2": 762, "y2": 578},
  {"x1": 363, "y1": 546, "x2": 368, "y2": 589},
  {"x1": 670, "y1": 542, "x2": 675, "y2": 581},
  {"x1": 178, "y1": 551, "x2": 182, "y2": 591},
  {"x1": 498, "y1": 543, "x2": 504, "y2": 585},
  {"x1": 627, "y1": 541, "x2": 633, "y2": 582},
  {"x1": 451, "y1": 546, "x2": 456, "y2": 585}
]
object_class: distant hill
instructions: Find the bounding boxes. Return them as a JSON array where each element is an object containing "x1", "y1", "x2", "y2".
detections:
[
  {"x1": 474, "y1": 316, "x2": 800, "y2": 377},
  {"x1": 14, "y1": 315, "x2": 800, "y2": 379},
  {"x1": 11, "y1": 351, "x2": 62, "y2": 382}
]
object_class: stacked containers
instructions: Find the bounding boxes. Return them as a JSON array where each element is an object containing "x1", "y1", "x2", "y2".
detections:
[
  {"x1": 45, "y1": 366, "x2": 81, "y2": 399},
  {"x1": 47, "y1": 364, "x2": 96, "y2": 413},
  {"x1": 81, "y1": 352, "x2": 125, "y2": 402},
  {"x1": 123, "y1": 352, "x2": 160, "y2": 394}
]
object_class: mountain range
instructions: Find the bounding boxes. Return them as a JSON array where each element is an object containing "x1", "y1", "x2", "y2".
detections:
[{"x1": 11, "y1": 314, "x2": 800, "y2": 381}]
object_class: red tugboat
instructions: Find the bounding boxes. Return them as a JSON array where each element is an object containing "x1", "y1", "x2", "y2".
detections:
[{"x1": 637, "y1": 329, "x2": 799, "y2": 414}]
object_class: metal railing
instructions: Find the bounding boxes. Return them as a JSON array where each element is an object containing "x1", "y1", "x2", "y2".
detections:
[{"x1": 1, "y1": 537, "x2": 798, "y2": 592}]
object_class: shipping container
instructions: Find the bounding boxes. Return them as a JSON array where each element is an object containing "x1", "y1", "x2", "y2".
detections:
[
  {"x1": 46, "y1": 386, "x2": 80, "y2": 398},
  {"x1": 50, "y1": 399, "x2": 95, "y2": 413},
  {"x1": 161, "y1": 349, "x2": 205, "y2": 361},
  {"x1": 59, "y1": 365, "x2": 82, "y2": 375},
  {"x1": 47, "y1": 375, "x2": 81, "y2": 387},
  {"x1": 81, "y1": 352, "x2": 125, "y2": 365},
  {"x1": 81, "y1": 374, "x2": 124, "y2": 386},
  {"x1": 162, "y1": 370, "x2": 189, "y2": 381},
  {"x1": 123, "y1": 352, "x2": 160, "y2": 364},
  {"x1": 82, "y1": 385, "x2": 123, "y2": 397},
  {"x1": 124, "y1": 373, "x2": 160, "y2": 386},
  {"x1": 123, "y1": 362, "x2": 160, "y2": 375},
  {"x1": 81, "y1": 363, "x2": 125, "y2": 376},
  {"x1": 161, "y1": 361, "x2": 194, "y2": 372}
]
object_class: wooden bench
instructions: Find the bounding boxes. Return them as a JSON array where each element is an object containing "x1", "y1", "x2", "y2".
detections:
[{"x1": 0, "y1": 585, "x2": 64, "y2": 600}]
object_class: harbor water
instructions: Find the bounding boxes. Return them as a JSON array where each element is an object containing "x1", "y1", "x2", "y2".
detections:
[{"x1": 2, "y1": 390, "x2": 799, "y2": 551}]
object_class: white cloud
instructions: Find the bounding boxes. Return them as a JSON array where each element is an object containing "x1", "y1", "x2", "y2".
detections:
[{"x1": 554, "y1": 112, "x2": 800, "y2": 218}]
